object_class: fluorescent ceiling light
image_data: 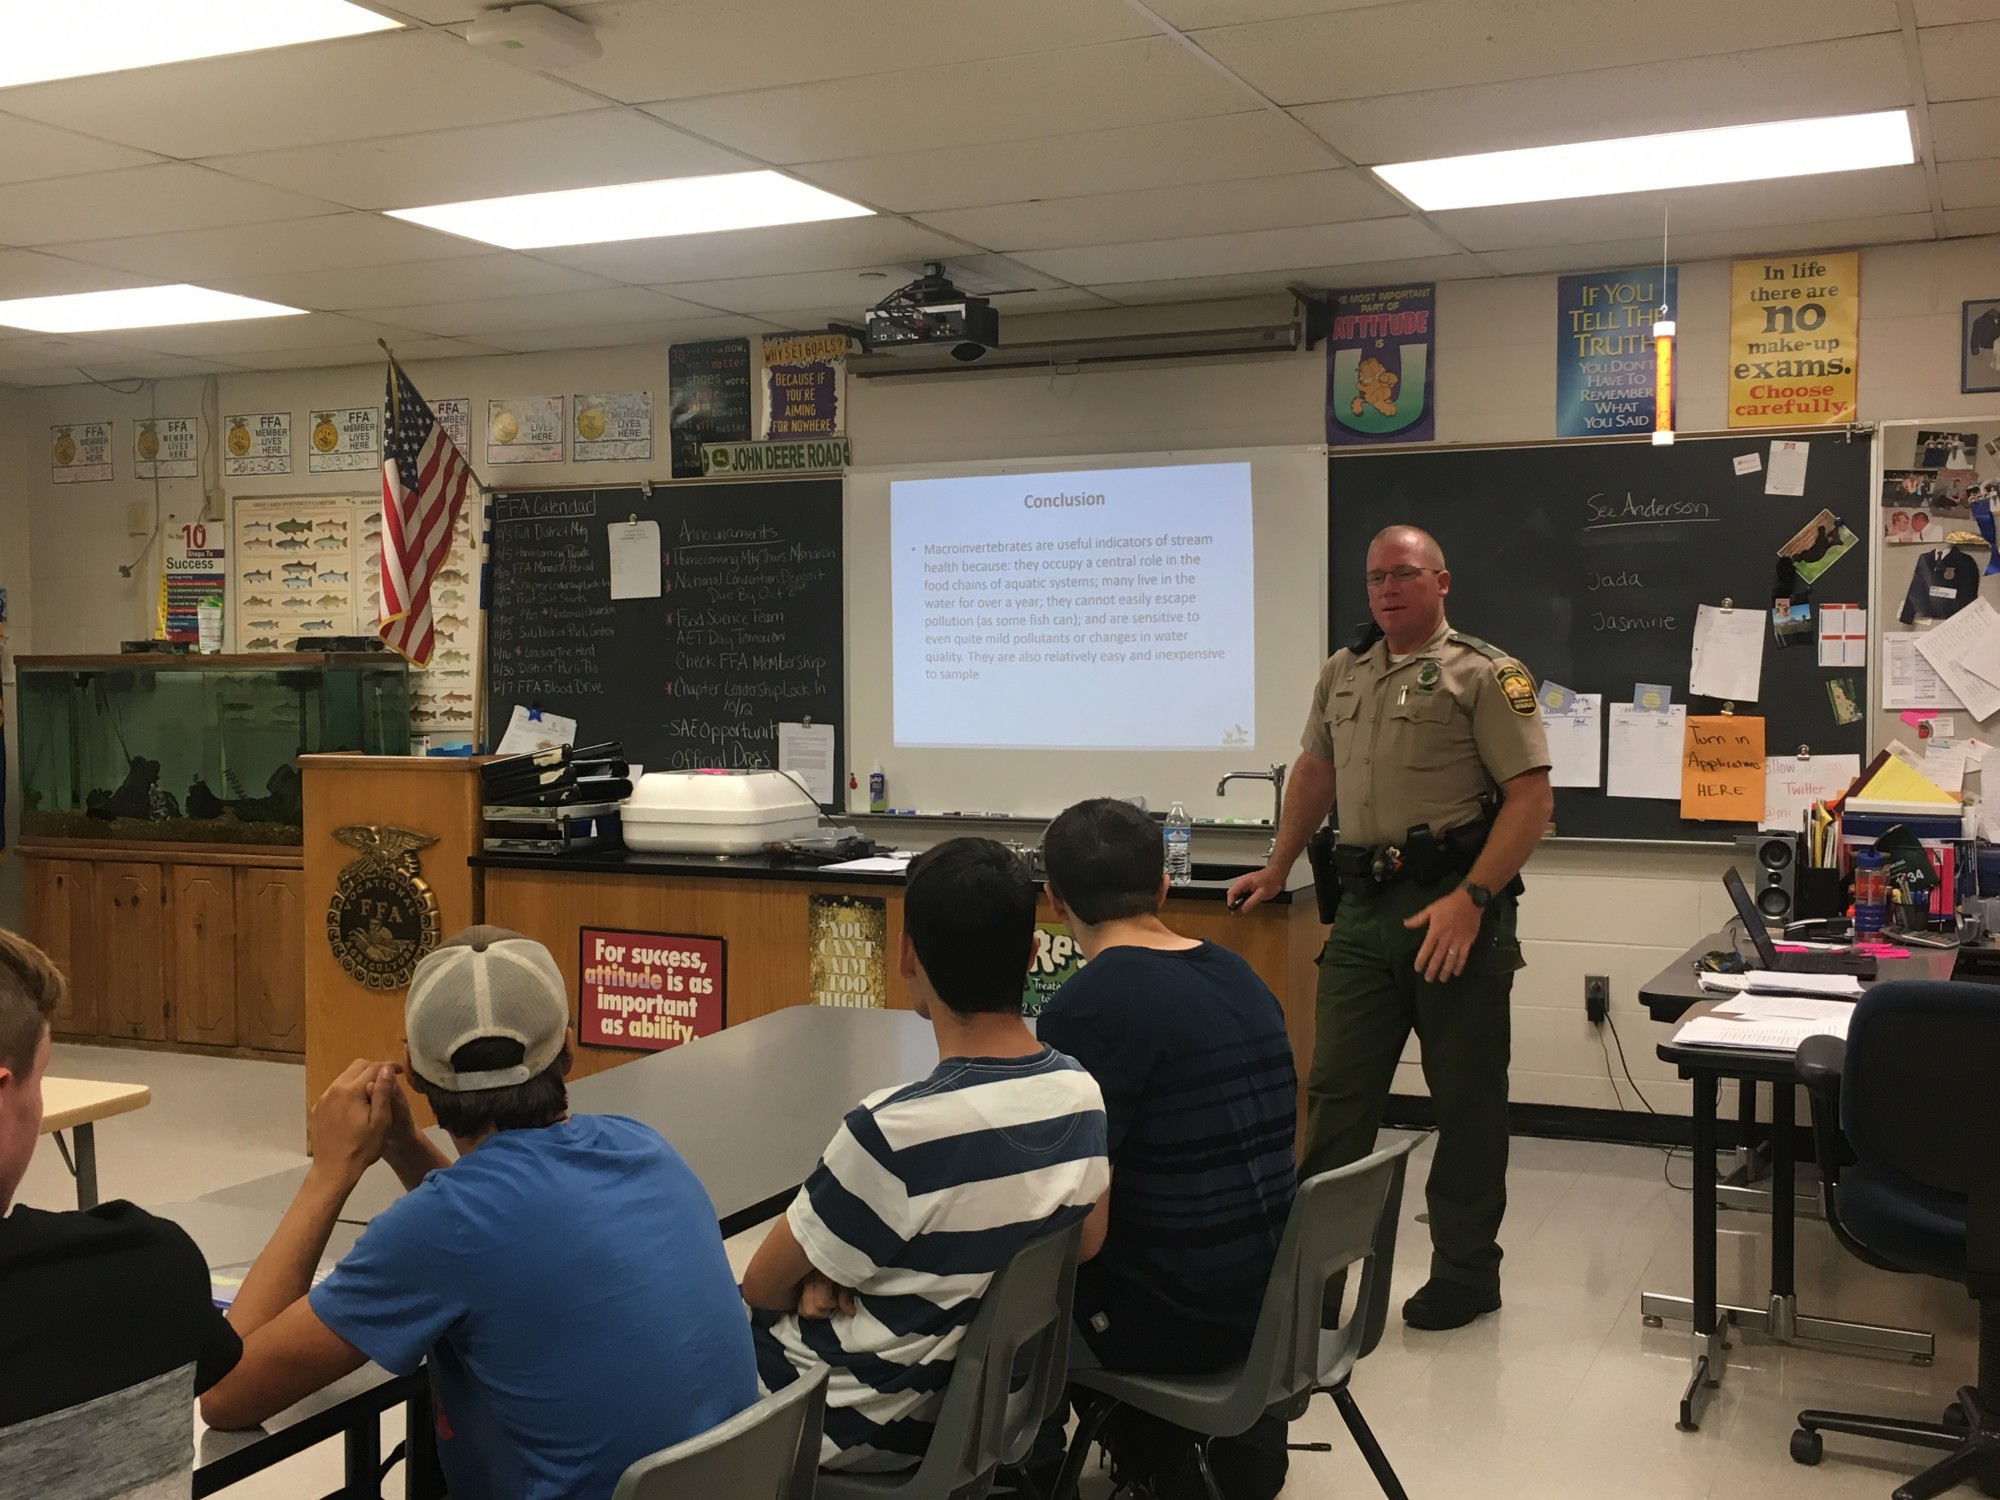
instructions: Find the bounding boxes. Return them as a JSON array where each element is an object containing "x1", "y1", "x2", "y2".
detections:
[
  {"x1": 0, "y1": 1, "x2": 399, "y2": 90},
  {"x1": 387, "y1": 171, "x2": 874, "y2": 250},
  {"x1": 0, "y1": 285, "x2": 306, "y2": 333},
  {"x1": 1374, "y1": 110, "x2": 1915, "y2": 211}
]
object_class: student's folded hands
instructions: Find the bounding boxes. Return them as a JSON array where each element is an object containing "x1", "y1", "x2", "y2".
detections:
[{"x1": 797, "y1": 1271, "x2": 857, "y2": 1320}]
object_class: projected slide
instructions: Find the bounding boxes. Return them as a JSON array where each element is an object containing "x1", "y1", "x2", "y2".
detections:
[{"x1": 892, "y1": 462, "x2": 1255, "y2": 749}]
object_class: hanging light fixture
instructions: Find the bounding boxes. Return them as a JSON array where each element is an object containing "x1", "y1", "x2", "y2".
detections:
[{"x1": 1652, "y1": 208, "x2": 1675, "y2": 446}]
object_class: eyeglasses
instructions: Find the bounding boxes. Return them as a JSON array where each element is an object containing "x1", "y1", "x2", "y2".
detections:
[{"x1": 1364, "y1": 565, "x2": 1442, "y2": 589}]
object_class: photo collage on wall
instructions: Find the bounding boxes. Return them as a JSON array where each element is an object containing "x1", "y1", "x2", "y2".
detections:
[
  {"x1": 232, "y1": 495, "x2": 482, "y2": 737},
  {"x1": 1882, "y1": 429, "x2": 2000, "y2": 548}
]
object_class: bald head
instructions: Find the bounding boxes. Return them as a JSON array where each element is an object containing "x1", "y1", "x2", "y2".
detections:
[{"x1": 1368, "y1": 525, "x2": 1445, "y2": 570}]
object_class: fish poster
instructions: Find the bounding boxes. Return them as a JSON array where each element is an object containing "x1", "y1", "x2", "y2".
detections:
[{"x1": 1325, "y1": 283, "x2": 1435, "y2": 445}]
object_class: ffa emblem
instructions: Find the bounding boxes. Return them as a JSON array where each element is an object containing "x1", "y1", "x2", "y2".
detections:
[
  {"x1": 1494, "y1": 663, "x2": 1537, "y2": 717},
  {"x1": 136, "y1": 422, "x2": 160, "y2": 462},
  {"x1": 576, "y1": 406, "x2": 606, "y2": 441},
  {"x1": 226, "y1": 420, "x2": 252, "y2": 457},
  {"x1": 52, "y1": 428, "x2": 76, "y2": 467},
  {"x1": 312, "y1": 416, "x2": 340, "y2": 453},
  {"x1": 326, "y1": 825, "x2": 442, "y2": 989}
]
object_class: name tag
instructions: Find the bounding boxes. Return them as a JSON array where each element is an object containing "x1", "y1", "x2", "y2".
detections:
[{"x1": 1931, "y1": 585, "x2": 1958, "y2": 598}]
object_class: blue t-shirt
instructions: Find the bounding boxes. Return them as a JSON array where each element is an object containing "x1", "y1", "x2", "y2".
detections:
[{"x1": 311, "y1": 1114, "x2": 757, "y2": 1500}]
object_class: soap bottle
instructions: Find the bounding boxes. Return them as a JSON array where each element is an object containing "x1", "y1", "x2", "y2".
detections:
[{"x1": 869, "y1": 763, "x2": 887, "y2": 814}]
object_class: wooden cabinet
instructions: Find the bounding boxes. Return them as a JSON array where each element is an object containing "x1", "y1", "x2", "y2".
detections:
[
  {"x1": 27, "y1": 858, "x2": 94, "y2": 1038},
  {"x1": 171, "y1": 867, "x2": 238, "y2": 1048},
  {"x1": 93, "y1": 862, "x2": 169, "y2": 1043},
  {"x1": 237, "y1": 868, "x2": 304, "y2": 1053},
  {"x1": 18, "y1": 845, "x2": 307, "y2": 1058}
]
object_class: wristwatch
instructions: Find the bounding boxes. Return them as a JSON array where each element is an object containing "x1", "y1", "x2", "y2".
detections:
[{"x1": 1461, "y1": 881, "x2": 1492, "y2": 909}]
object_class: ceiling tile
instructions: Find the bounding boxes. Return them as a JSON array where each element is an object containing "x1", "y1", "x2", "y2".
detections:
[
  {"x1": 1929, "y1": 99, "x2": 2000, "y2": 160},
  {"x1": 1913, "y1": 0, "x2": 2000, "y2": 21},
  {"x1": 371, "y1": 0, "x2": 486, "y2": 19},
  {"x1": 200, "y1": 110, "x2": 757, "y2": 214},
  {"x1": 912, "y1": 170, "x2": 1401, "y2": 253},
  {"x1": 0, "y1": 165, "x2": 336, "y2": 247},
  {"x1": 44, "y1": 212, "x2": 482, "y2": 282},
  {"x1": 1294, "y1": 35, "x2": 1911, "y2": 164},
  {"x1": 792, "y1": 111, "x2": 1326, "y2": 214},
  {"x1": 0, "y1": 113, "x2": 163, "y2": 187},
  {"x1": 1940, "y1": 157, "x2": 2000, "y2": 207},
  {"x1": 208, "y1": 254, "x2": 617, "y2": 312},
  {"x1": 1944, "y1": 205, "x2": 2000, "y2": 234},
  {"x1": 1196, "y1": 0, "x2": 1899, "y2": 106},
  {"x1": 1919, "y1": 20, "x2": 2000, "y2": 100},
  {"x1": 1013, "y1": 218, "x2": 1453, "y2": 285},
  {"x1": 1476, "y1": 212, "x2": 1937, "y2": 275},
  {"x1": 1432, "y1": 166, "x2": 1932, "y2": 253},
  {"x1": 127, "y1": 313, "x2": 439, "y2": 358},
  {"x1": 660, "y1": 265, "x2": 994, "y2": 317},
  {"x1": 646, "y1": 37, "x2": 1251, "y2": 162},
  {"x1": 1148, "y1": 0, "x2": 1417, "y2": 24},
  {"x1": 537, "y1": 217, "x2": 963, "y2": 285},
  {"x1": 1087, "y1": 254, "x2": 1489, "y2": 305},
  {"x1": 227, "y1": 337, "x2": 508, "y2": 371},
  {"x1": 0, "y1": 335, "x2": 157, "y2": 373},
  {"x1": 563, "y1": 0, "x2": 1152, "y2": 103},
  {"x1": 0, "y1": 31, "x2": 598, "y2": 159},
  {"x1": 346, "y1": 287, "x2": 720, "y2": 338},
  {"x1": 0, "y1": 251, "x2": 162, "y2": 299},
  {"x1": 480, "y1": 315, "x2": 771, "y2": 354}
]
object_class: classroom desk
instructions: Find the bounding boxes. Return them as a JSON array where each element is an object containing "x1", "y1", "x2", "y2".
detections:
[
  {"x1": 1636, "y1": 941, "x2": 1951, "y2": 1432},
  {"x1": 218, "y1": 1006, "x2": 940, "y2": 1234},
  {"x1": 39, "y1": 1077, "x2": 151, "y2": 1208},
  {"x1": 153, "y1": 1201, "x2": 442, "y2": 1500}
]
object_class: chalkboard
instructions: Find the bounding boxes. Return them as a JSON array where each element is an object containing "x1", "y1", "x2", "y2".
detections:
[
  {"x1": 1329, "y1": 432, "x2": 1872, "y2": 841},
  {"x1": 484, "y1": 479, "x2": 842, "y2": 795}
]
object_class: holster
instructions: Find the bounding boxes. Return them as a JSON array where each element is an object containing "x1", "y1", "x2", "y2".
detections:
[{"x1": 1306, "y1": 825, "x2": 1340, "y2": 925}]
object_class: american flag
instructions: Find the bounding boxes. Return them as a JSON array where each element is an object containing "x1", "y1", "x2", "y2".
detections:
[{"x1": 378, "y1": 360, "x2": 473, "y2": 667}]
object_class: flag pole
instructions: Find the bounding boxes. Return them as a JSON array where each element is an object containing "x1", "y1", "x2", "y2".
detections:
[{"x1": 377, "y1": 337, "x2": 401, "y2": 426}]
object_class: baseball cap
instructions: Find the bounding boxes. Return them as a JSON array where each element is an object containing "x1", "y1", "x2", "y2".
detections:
[{"x1": 406, "y1": 926, "x2": 569, "y2": 1091}]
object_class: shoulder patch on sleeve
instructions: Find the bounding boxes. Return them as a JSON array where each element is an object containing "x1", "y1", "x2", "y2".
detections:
[
  {"x1": 1493, "y1": 662, "x2": 1537, "y2": 716},
  {"x1": 1448, "y1": 631, "x2": 1506, "y2": 661}
]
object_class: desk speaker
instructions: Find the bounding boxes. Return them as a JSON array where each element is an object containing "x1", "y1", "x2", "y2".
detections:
[{"x1": 1744, "y1": 834, "x2": 1798, "y2": 924}]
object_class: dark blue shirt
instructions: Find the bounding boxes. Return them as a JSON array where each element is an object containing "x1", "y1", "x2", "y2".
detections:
[
  {"x1": 1038, "y1": 942, "x2": 1297, "y2": 1373},
  {"x1": 311, "y1": 1114, "x2": 757, "y2": 1500}
]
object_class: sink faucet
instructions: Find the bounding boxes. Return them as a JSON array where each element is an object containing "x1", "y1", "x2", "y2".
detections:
[{"x1": 1215, "y1": 763, "x2": 1286, "y2": 857}]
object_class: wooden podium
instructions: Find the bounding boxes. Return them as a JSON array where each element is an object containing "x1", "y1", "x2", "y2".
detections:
[{"x1": 301, "y1": 755, "x2": 485, "y2": 1112}]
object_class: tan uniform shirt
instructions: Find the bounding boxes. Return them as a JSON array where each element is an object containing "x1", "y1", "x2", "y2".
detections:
[{"x1": 1300, "y1": 619, "x2": 1551, "y2": 847}]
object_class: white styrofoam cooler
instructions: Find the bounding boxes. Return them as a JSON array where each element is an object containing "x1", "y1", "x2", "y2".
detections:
[{"x1": 622, "y1": 770, "x2": 822, "y2": 855}]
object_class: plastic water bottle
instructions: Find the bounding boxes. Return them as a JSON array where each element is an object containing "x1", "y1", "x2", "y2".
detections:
[
  {"x1": 1164, "y1": 802, "x2": 1193, "y2": 886},
  {"x1": 1853, "y1": 849, "x2": 1887, "y2": 938}
]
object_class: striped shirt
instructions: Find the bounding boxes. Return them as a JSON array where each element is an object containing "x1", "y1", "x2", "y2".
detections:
[
  {"x1": 1037, "y1": 942, "x2": 1297, "y2": 1374},
  {"x1": 753, "y1": 1046, "x2": 1108, "y2": 1471}
]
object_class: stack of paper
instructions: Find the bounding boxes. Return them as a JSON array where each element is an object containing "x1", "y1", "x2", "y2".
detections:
[
  {"x1": 1674, "y1": 1013, "x2": 1850, "y2": 1051},
  {"x1": 1914, "y1": 599, "x2": 2000, "y2": 721},
  {"x1": 1689, "y1": 604, "x2": 1767, "y2": 701},
  {"x1": 1846, "y1": 751, "x2": 1960, "y2": 813}
]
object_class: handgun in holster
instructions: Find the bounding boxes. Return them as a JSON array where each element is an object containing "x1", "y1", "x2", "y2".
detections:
[{"x1": 1306, "y1": 824, "x2": 1340, "y2": 925}]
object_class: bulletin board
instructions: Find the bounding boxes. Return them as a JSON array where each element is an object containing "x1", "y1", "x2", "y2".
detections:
[
  {"x1": 1870, "y1": 417, "x2": 2000, "y2": 760},
  {"x1": 1330, "y1": 430, "x2": 1874, "y2": 842}
]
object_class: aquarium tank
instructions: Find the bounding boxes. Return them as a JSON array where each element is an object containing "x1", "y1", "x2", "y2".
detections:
[{"x1": 18, "y1": 654, "x2": 411, "y2": 845}]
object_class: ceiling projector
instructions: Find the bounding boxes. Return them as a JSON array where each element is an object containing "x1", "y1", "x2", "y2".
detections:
[{"x1": 855, "y1": 263, "x2": 999, "y2": 361}]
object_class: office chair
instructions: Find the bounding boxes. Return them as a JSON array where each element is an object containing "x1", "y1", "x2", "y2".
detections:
[{"x1": 1792, "y1": 979, "x2": 2000, "y2": 1500}]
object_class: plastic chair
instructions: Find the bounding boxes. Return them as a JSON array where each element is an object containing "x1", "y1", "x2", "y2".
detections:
[
  {"x1": 1791, "y1": 980, "x2": 2000, "y2": 1499},
  {"x1": 612, "y1": 1363, "x2": 828, "y2": 1500},
  {"x1": 815, "y1": 1223, "x2": 1082, "y2": 1500},
  {"x1": 1052, "y1": 1138, "x2": 1418, "y2": 1500},
  {"x1": 0, "y1": 1363, "x2": 194, "y2": 1500}
]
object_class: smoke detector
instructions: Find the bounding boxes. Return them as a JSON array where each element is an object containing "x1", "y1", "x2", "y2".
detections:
[{"x1": 465, "y1": 4, "x2": 602, "y2": 70}]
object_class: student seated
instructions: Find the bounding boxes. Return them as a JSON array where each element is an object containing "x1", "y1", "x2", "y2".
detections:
[
  {"x1": 1036, "y1": 798, "x2": 1299, "y2": 1491},
  {"x1": 742, "y1": 837, "x2": 1110, "y2": 1472},
  {"x1": 200, "y1": 926, "x2": 758, "y2": 1500},
  {"x1": 0, "y1": 930, "x2": 241, "y2": 1428}
]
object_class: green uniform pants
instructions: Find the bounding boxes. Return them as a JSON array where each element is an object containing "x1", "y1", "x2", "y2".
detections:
[{"x1": 1301, "y1": 870, "x2": 1521, "y2": 1296}]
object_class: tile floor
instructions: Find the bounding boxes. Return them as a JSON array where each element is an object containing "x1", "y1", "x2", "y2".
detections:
[{"x1": 17, "y1": 1041, "x2": 1983, "y2": 1500}]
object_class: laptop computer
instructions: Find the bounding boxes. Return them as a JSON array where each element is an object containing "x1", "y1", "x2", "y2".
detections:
[{"x1": 1723, "y1": 866, "x2": 1878, "y2": 978}]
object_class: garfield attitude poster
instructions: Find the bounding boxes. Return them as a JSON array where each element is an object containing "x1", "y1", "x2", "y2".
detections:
[{"x1": 1325, "y1": 283, "x2": 1436, "y2": 446}]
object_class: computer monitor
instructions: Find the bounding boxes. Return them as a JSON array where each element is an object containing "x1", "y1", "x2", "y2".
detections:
[{"x1": 1722, "y1": 866, "x2": 1782, "y2": 968}]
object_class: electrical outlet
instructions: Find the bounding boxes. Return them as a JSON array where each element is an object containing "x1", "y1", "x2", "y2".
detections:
[{"x1": 1585, "y1": 975, "x2": 1610, "y2": 1026}]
